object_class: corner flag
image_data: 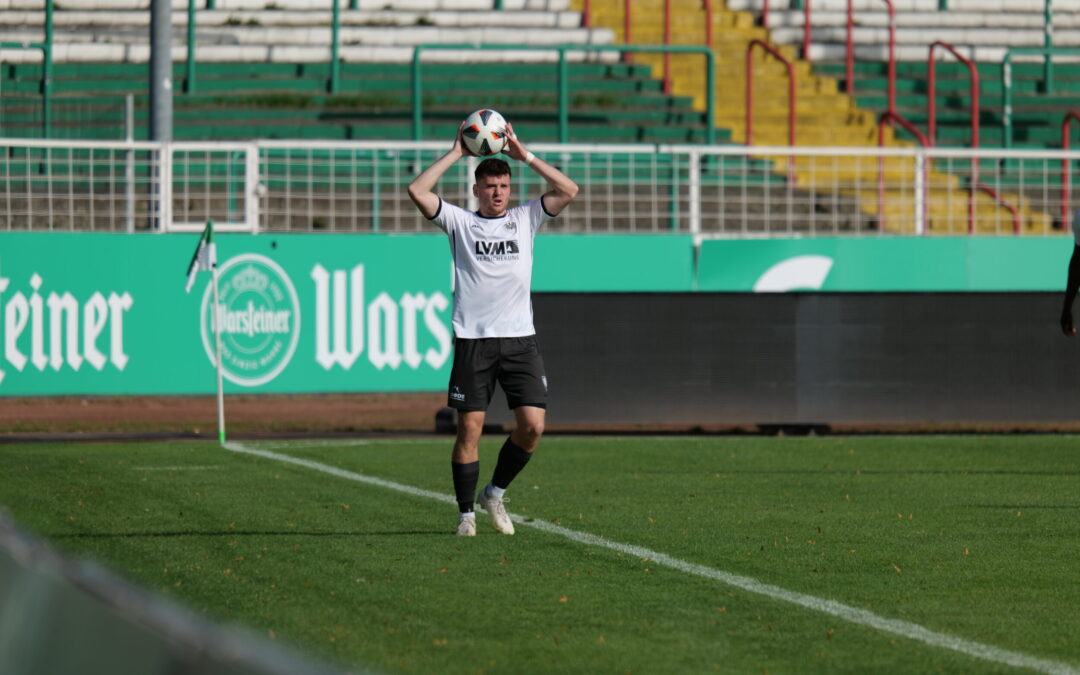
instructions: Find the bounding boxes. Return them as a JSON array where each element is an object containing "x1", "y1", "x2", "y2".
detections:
[
  {"x1": 185, "y1": 220, "x2": 216, "y2": 293},
  {"x1": 184, "y1": 220, "x2": 226, "y2": 444}
]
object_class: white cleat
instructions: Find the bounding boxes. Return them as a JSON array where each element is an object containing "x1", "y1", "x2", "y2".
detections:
[
  {"x1": 456, "y1": 516, "x2": 477, "y2": 537},
  {"x1": 476, "y1": 487, "x2": 515, "y2": 535}
]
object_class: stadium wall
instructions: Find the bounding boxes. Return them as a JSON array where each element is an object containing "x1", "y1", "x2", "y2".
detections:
[{"x1": 516, "y1": 292, "x2": 1080, "y2": 429}]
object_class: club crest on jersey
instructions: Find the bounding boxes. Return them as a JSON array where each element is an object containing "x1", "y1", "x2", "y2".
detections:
[
  {"x1": 473, "y1": 239, "x2": 520, "y2": 262},
  {"x1": 505, "y1": 221, "x2": 517, "y2": 234}
]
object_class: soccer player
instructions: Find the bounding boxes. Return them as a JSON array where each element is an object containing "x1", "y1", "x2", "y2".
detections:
[
  {"x1": 1062, "y1": 209, "x2": 1080, "y2": 336},
  {"x1": 407, "y1": 121, "x2": 579, "y2": 536}
]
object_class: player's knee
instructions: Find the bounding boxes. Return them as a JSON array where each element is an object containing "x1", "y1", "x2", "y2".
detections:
[{"x1": 519, "y1": 418, "x2": 544, "y2": 444}]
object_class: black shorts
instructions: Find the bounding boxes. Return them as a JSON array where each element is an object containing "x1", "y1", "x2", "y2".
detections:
[{"x1": 447, "y1": 336, "x2": 548, "y2": 412}]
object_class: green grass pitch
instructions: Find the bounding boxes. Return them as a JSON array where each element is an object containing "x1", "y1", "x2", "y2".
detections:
[{"x1": 1, "y1": 435, "x2": 1079, "y2": 674}]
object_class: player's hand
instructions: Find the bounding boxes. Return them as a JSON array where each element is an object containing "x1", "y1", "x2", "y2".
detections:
[
  {"x1": 1062, "y1": 309, "x2": 1076, "y2": 337},
  {"x1": 454, "y1": 120, "x2": 473, "y2": 157},
  {"x1": 502, "y1": 122, "x2": 527, "y2": 162}
]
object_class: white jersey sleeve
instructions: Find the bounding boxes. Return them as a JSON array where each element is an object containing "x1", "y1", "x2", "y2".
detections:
[{"x1": 431, "y1": 198, "x2": 552, "y2": 338}]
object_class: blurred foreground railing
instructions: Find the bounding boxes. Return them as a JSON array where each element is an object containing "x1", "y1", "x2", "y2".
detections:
[{"x1": 1, "y1": 139, "x2": 1079, "y2": 236}]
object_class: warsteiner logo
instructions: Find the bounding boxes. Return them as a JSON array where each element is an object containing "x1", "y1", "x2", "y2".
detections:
[{"x1": 200, "y1": 254, "x2": 300, "y2": 387}]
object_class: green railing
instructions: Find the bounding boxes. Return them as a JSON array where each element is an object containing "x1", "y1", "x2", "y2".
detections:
[
  {"x1": 185, "y1": 0, "x2": 197, "y2": 93},
  {"x1": 1002, "y1": 46, "x2": 1080, "y2": 151},
  {"x1": 329, "y1": 0, "x2": 341, "y2": 93},
  {"x1": 0, "y1": 0, "x2": 53, "y2": 138},
  {"x1": 408, "y1": 43, "x2": 716, "y2": 146}
]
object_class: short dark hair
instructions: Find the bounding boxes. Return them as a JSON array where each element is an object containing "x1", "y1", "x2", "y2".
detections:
[{"x1": 475, "y1": 158, "x2": 511, "y2": 183}]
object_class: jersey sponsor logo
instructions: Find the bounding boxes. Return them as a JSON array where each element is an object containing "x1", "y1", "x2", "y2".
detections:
[{"x1": 474, "y1": 239, "x2": 520, "y2": 262}]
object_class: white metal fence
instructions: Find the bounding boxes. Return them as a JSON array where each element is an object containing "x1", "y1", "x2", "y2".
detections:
[{"x1": 1, "y1": 138, "x2": 1078, "y2": 236}]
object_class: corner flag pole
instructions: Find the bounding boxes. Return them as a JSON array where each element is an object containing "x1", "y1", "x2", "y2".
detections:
[
  {"x1": 208, "y1": 220, "x2": 226, "y2": 444},
  {"x1": 185, "y1": 218, "x2": 226, "y2": 443}
]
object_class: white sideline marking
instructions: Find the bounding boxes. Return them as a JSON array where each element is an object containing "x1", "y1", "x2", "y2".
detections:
[
  {"x1": 223, "y1": 441, "x2": 1078, "y2": 675},
  {"x1": 255, "y1": 439, "x2": 443, "y2": 450}
]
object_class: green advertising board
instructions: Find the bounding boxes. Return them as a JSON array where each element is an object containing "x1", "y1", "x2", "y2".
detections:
[
  {"x1": 533, "y1": 235, "x2": 695, "y2": 292},
  {"x1": 0, "y1": 232, "x2": 692, "y2": 396},
  {"x1": 0, "y1": 233, "x2": 453, "y2": 395},
  {"x1": 1, "y1": 232, "x2": 1071, "y2": 395},
  {"x1": 697, "y1": 236, "x2": 1073, "y2": 292}
]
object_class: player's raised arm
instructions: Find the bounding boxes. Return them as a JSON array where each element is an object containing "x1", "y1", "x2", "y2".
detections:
[
  {"x1": 502, "y1": 122, "x2": 578, "y2": 216},
  {"x1": 408, "y1": 123, "x2": 469, "y2": 220}
]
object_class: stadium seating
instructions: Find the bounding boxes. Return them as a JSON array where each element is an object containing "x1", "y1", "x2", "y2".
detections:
[
  {"x1": 0, "y1": 61, "x2": 726, "y2": 144},
  {"x1": 0, "y1": 1, "x2": 719, "y2": 145},
  {"x1": 575, "y1": 0, "x2": 1079, "y2": 231},
  {"x1": 2, "y1": 0, "x2": 1076, "y2": 233}
]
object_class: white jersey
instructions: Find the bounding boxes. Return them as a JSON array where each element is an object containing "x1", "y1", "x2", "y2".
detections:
[{"x1": 431, "y1": 197, "x2": 553, "y2": 338}]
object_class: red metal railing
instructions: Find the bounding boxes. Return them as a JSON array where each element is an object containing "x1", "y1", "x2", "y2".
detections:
[
  {"x1": 928, "y1": 41, "x2": 977, "y2": 231},
  {"x1": 1062, "y1": 110, "x2": 1080, "y2": 228},
  {"x1": 746, "y1": 39, "x2": 797, "y2": 147},
  {"x1": 704, "y1": 0, "x2": 714, "y2": 50},
  {"x1": 664, "y1": 0, "x2": 672, "y2": 93},
  {"x1": 588, "y1": 0, "x2": 713, "y2": 91},
  {"x1": 878, "y1": 111, "x2": 930, "y2": 233},
  {"x1": 746, "y1": 39, "x2": 797, "y2": 185},
  {"x1": 846, "y1": 0, "x2": 896, "y2": 112},
  {"x1": 803, "y1": 0, "x2": 812, "y2": 61},
  {"x1": 844, "y1": 0, "x2": 853, "y2": 94},
  {"x1": 928, "y1": 42, "x2": 1018, "y2": 233},
  {"x1": 975, "y1": 184, "x2": 1021, "y2": 234},
  {"x1": 928, "y1": 41, "x2": 979, "y2": 148}
]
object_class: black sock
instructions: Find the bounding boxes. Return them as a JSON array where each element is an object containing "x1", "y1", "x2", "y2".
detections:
[
  {"x1": 491, "y1": 437, "x2": 532, "y2": 490},
  {"x1": 451, "y1": 461, "x2": 479, "y2": 513}
]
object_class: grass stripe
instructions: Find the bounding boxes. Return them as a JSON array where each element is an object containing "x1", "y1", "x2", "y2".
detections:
[
  {"x1": 132, "y1": 466, "x2": 223, "y2": 471},
  {"x1": 223, "y1": 440, "x2": 1079, "y2": 675}
]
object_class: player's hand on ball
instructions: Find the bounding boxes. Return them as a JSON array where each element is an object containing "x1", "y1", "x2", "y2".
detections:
[
  {"x1": 502, "y1": 122, "x2": 527, "y2": 162},
  {"x1": 454, "y1": 120, "x2": 474, "y2": 157},
  {"x1": 1061, "y1": 310, "x2": 1075, "y2": 337}
]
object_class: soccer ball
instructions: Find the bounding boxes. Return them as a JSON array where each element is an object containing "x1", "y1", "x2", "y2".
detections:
[{"x1": 461, "y1": 109, "x2": 508, "y2": 157}]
